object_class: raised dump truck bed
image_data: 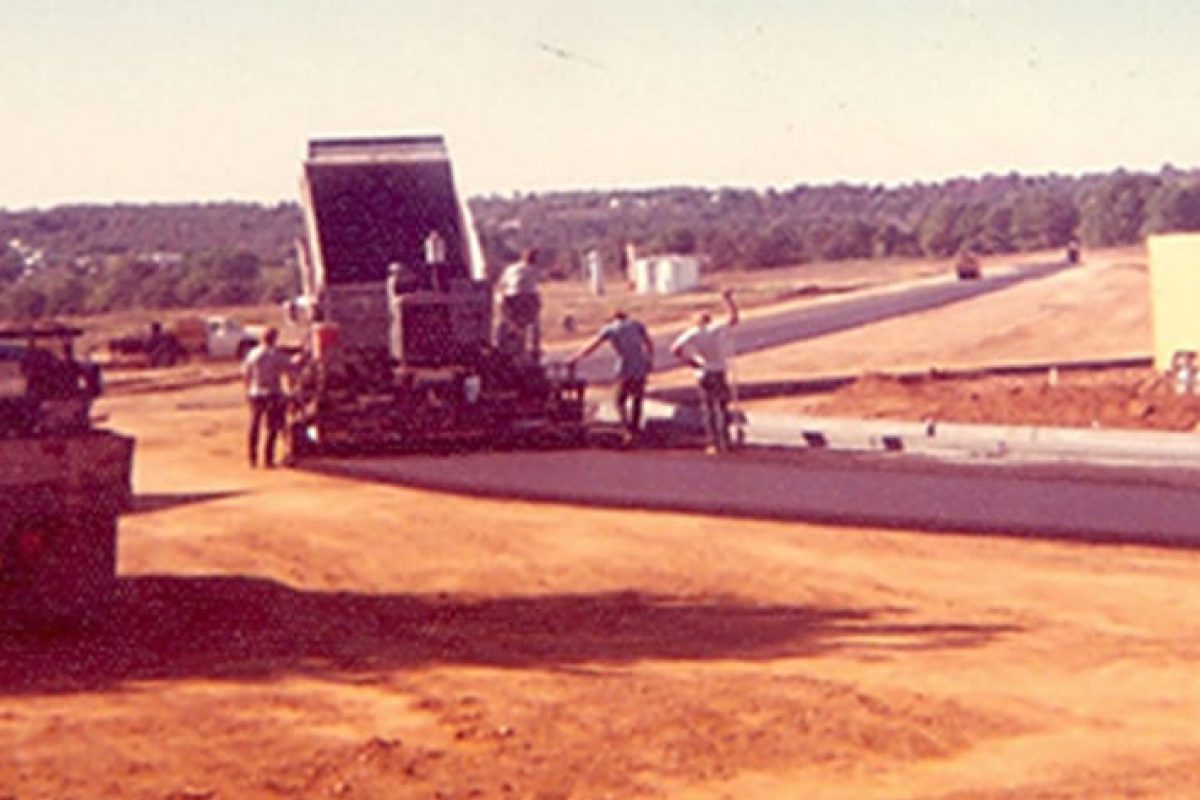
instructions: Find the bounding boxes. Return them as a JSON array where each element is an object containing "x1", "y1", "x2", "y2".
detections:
[
  {"x1": 287, "y1": 135, "x2": 585, "y2": 455},
  {"x1": 302, "y1": 136, "x2": 475, "y2": 290}
]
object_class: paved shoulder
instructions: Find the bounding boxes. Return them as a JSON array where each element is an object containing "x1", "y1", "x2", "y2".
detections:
[{"x1": 303, "y1": 448, "x2": 1200, "y2": 548}]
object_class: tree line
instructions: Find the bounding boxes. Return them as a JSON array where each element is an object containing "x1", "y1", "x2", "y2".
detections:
[
  {"x1": 474, "y1": 166, "x2": 1200, "y2": 275},
  {"x1": 2, "y1": 166, "x2": 1199, "y2": 321}
]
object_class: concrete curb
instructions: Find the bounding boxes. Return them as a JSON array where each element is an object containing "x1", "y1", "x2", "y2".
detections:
[
  {"x1": 738, "y1": 412, "x2": 1200, "y2": 469},
  {"x1": 613, "y1": 354, "x2": 1200, "y2": 469},
  {"x1": 595, "y1": 389, "x2": 1200, "y2": 472}
]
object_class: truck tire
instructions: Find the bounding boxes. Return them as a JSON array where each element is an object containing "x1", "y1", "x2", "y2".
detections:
[
  {"x1": 285, "y1": 419, "x2": 313, "y2": 462},
  {"x1": 236, "y1": 339, "x2": 255, "y2": 361},
  {"x1": 148, "y1": 335, "x2": 184, "y2": 368}
]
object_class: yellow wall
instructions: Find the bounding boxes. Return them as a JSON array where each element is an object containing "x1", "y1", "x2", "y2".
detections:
[{"x1": 1149, "y1": 233, "x2": 1200, "y2": 371}]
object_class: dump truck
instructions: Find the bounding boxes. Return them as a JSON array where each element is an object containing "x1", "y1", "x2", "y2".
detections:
[
  {"x1": 1, "y1": 323, "x2": 133, "y2": 625},
  {"x1": 285, "y1": 135, "x2": 585, "y2": 455}
]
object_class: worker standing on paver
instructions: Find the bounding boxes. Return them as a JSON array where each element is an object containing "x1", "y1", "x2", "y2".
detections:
[
  {"x1": 497, "y1": 248, "x2": 544, "y2": 361},
  {"x1": 671, "y1": 289, "x2": 739, "y2": 454},
  {"x1": 566, "y1": 309, "x2": 654, "y2": 445},
  {"x1": 242, "y1": 327, "x2": 297, "y2": 468}
]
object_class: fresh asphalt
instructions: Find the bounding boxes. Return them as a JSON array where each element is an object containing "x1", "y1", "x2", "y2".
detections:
[{"x1": 303, "y1": 257, "x2": 1200, "y2": 548}]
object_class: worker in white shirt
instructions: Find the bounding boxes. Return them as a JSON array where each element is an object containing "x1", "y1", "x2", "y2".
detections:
[
  {"x1": 670, "y1": 289, "x2": 739, "y2": 454},
  {"x1": 241, "y1": 328, "x2": 298, "y2": 468},
  {"x1": 497, "y1": 248, "x2": 544, "y2": 360}
]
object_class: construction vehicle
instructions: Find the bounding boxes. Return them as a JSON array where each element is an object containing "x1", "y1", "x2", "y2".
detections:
[
  {"x1": 285, "y1": 135, "x2": 585, "y2": 455},
  {"x1": 108, "y1": 316, "x2": 259, "y2": 367},
  {"x1": 955, "y1": 248, "x2": 982, "y2": 280},
  {"x1": 1, "y1": 323, "x2": 133, "y2": 625}
]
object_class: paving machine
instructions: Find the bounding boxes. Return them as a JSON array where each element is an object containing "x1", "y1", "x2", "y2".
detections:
[{"x1": 286, "y1": 135, "x2": 585, "y2": 455}]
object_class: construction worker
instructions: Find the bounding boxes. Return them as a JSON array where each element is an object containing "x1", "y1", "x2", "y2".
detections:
[
  {"x1": 566, "y1": 309, "x2": 654, "y2": 445},
  {"x1": 1066, "y1": 237, "x2": 1082, "y2": 265},
  {"x1": 671, "y1": 289, "x2": 739, "y2": 454},
  {"x1": 241, "y1": 327, "x2": 297, "y2": 468},
  {"x1": 497, "y1": 248, "x2": 543, "y2": 360}
]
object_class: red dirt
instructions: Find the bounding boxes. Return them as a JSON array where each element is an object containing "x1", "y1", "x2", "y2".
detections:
[
  {"x1": 9, "y1": 247, "x2": 1200, "y2": 799},
  {"x1": 812, "y1": 367, "x2": 1200, "y2": 431}
]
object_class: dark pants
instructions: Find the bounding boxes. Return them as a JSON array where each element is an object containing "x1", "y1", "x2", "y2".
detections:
[
  {"x1": 501, "y1": 293, "x2": 541, "y2": 360},
  {"x1": 615, "y1": 375, "x2": 647, "y2": 437},
  {"x1": 248, "y1": 394, "x2": 287, "y2": 466},
  {"x1": 699, "y1": 371, "x2": 732, "y2": 451}
]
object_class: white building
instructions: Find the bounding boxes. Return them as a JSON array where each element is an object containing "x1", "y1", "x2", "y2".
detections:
[{"x1": 629, "y1": 254, "x2": 701, "y2": 296}]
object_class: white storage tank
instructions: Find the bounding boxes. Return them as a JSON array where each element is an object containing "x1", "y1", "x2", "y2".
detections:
[{"x1": 631, "y1": 254, "x2": 701, "y2": 295}]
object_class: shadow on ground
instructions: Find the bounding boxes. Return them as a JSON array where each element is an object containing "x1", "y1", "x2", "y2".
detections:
[
  {"x1": 0, "y1": 575, "x2": 1015, "y2": 695},
  {"x1": 127, "y1": 491, "x2": 247, "y2": 515}
]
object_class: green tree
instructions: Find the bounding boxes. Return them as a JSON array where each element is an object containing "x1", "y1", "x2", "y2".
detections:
[
  {"x1": 1011, "y1": 191, "x2": 1078, "y2": 251},
  {"x1": 658, "y1": 227, "x2": 698, "y2": 255},
  {"x1": 1078, "y1": 173, "x2": 1160, "y2": 247},
  {"x1": 0, "y1": 248, "x2": 23, "y2": 283},
  {"x1": 980, "y1": 204, "x2": 1015, "y2": 253},
  {"x1": 872, "y1": 222, "x2": 919, "y2": 258},
  {"x1": 1144, "y1": 183, "x2": 1200, "y2": 235},
  {"x1": 747, "y1": 222, "x2": 805, "y2": 269},
  {"x1": 1, "y1": 285, "x2": 48, "y2": 321},
  {"x1": 698, "y1": 228, "x2": 744, "y2": 270},
  {"x1": 918, "y1": 200, "x2": 967, "y2": 257},
  {"x1": 44, "y1": 274, "x2": 88, "y2": 316}
]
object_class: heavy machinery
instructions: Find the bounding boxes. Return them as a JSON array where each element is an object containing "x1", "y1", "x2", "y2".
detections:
[
  {"x1": 108, "y1": 316, "x2": 259, "y2": 367},
  {"x1": 954, "y1": 248, "x2": 982, "y2": 280},
  {"x1": 285, "y1": 135, "x2": 585, "y2": 455},
  {"x1": 1, "y1": 323, "x2": 133, "y2": 625}
]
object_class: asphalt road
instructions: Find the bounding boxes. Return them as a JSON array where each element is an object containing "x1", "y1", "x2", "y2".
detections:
[
  {"x1": 562, "y1": 260, "x2": 1073, "y2": 383},
  {"x1": 305, "y1": 447, "x2": 1200, "y2": 549},
  {"x1": 304, "y1": 258, "x2": 1161, "y2": 546}
]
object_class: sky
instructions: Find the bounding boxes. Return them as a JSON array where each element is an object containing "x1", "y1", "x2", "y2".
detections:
[{"x1": 2, "y1": 0, "x2": 1199, "y2": 209}]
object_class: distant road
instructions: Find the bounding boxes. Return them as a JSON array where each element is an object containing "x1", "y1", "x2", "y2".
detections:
[{"x1": 560, "y1": 261, "x2": 1073, "y2": 383}]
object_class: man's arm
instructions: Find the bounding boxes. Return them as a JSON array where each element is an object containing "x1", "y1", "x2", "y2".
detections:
[
  {"x1": 566, "y1": 333, "x2": 605, "y2": 366},
  {"x1": 639, "y1": 324, "x2": 655, "y2": 368},
  {"x1": 722, "y1": 288, "x2": 739, "y2": 327},
  {"x1": 241, "y1": 351, "x2": 253, "y2": 395},
  {"x1": 671, "y1": 330, "x2": 702, "y2": 370}
]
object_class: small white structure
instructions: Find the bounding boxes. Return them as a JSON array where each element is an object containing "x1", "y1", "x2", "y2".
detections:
[
  {"x1": 585, "y1": 249, "x2": 605, "y2": 297},
  {"x1": 630, "y1": 254, "x2": 701, "y2": 296}
]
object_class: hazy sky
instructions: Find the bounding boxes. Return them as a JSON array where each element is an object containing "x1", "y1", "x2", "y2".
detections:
[{"x1": 2, "y1": 0, "x2": 1198, "y2": 208}]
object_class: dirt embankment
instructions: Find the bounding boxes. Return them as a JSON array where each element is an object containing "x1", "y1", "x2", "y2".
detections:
[{"x1": 811, "y1": 367, "x2": 1200, "y2": 431}]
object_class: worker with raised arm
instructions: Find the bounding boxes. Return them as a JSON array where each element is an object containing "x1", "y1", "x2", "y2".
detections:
[
  {"x1": 566, "y1": 309, "x2": 654, "y2": 445},
  {"x1": 670, "y1": 288, "x2": 739, "y2": 454}
]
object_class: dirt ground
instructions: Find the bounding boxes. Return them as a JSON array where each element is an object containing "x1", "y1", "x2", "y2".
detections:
[
  {"x1": 797, "y1": 367, "x2": 1200, "y2": 432},
  {"x1": 8, "y1": 246, "x2": 1200, "y2": 799},
  {"x1": 740, "y1": 249, "x2": 1165, "y2": 430}
]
